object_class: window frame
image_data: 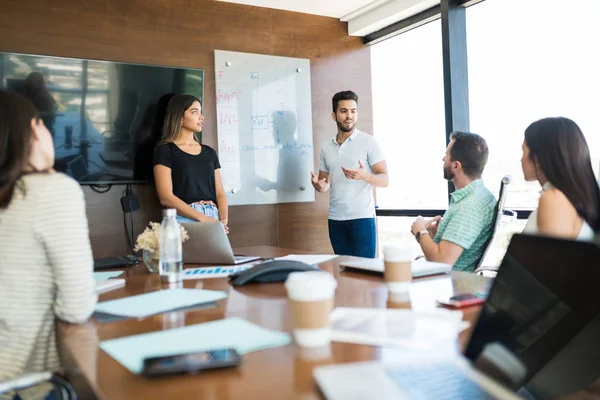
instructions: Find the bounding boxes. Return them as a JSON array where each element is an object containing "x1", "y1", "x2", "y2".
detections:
[{"x1": 367, "y1": 0, "x2": 533, "y2": 219}]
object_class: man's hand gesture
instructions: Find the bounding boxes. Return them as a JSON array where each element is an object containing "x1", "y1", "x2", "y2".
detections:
[{"x1": 311, "y1": 171, "x2": 327, "y2": 191}]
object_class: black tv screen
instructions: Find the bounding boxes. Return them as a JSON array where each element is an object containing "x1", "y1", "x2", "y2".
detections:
[{"x1": 0, "y1": 52, "x2": 204, "y2": 184}]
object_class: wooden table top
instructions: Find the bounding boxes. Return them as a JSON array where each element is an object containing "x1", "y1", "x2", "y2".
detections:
[{"x1": 58, "y1": 246, "x2": 492, "y2": 400}]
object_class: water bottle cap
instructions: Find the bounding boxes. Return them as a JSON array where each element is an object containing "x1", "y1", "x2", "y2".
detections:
[{"x1": 163, "y1": 209, "x2": 176, "y2": 217}]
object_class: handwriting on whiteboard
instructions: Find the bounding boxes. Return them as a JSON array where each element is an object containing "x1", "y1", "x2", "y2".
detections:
[
  {"x1": 243, "y1": 143, "x2": 312, "y2": 154},
  {"x1": 219, "y1": 142, "x2": 236, "y2": 154},
  {"x1": 216, "y1": 89, "x2": 242, "y2": 104},
  {"x1": 219, "y1": 112, "x2": 238, "y2": 125},
  {"x1": 251, "y1": 116, "x2": 268, "y2": 130}
]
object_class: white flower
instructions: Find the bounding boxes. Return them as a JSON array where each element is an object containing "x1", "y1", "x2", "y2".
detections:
[{"x1": 134, "y1": 222, "x2": 189, "y2": 253}]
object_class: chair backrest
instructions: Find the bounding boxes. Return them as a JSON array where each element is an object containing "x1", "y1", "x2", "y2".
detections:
[{"x1": 474, "y1": 175, "x2": 511, "y2": 271}]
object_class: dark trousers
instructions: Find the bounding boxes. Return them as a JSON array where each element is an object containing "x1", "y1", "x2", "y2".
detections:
[{"x1": 328, "y1": 218, "x2": 376, "y2": 258}]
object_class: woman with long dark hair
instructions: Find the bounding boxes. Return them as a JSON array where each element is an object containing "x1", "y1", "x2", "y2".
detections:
[
  {"x1": 521, "y1": 117, "x2": 600, "y2": 240},
  {"x1": 153, "y1": 94, "x2": 229, "y2": 231},
  {"x1": 0, "y1": 91, "x2": 96, "y2": 382}
]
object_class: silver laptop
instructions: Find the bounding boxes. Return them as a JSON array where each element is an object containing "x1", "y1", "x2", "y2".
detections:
[
  {"x1": 316, "y1": 234, "x2": 600, "y2": 399},
  {"x1": 340, "y1": 257, "x2": 452, "y2": 278},
  {"x1": 314, "y1": 352, "x2": 521, "y2": 400},
  {"x1": 181, "y1": 222, "x2": 260, "y2": 265}
]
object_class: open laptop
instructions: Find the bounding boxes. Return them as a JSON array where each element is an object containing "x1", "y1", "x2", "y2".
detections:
[
  {"x1": 315, "y1": 234, "x2": 600, "y2": 399},
  {"x1": 181, "y1": 222, "x2": 260, "y2": 265},
  {"x1": 340, "y1": 257, "x2": 452, "y2": 278}
]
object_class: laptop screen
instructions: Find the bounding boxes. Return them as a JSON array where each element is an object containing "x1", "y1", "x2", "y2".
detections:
[{"x1": 464, "y1": 234, "x2": 600, "y2": 398}]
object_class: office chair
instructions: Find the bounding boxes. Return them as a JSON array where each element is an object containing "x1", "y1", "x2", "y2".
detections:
[
  {"x1": 0, "y1": 372, "x2": 77, "y2": 399},
  {"x1": 474, "y1": 175, "x2": 516, "y2": 277},
  {"x1": 414, "y1": 176, "x2": 515, "y2": 272}
]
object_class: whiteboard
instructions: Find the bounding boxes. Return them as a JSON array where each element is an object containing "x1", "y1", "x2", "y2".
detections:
[{"x1": 214, "y1": 50, "x2": 315, "y2": 206}]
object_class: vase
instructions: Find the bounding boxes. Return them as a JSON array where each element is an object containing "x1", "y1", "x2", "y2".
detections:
[{"x1": 143, "y1": 249, "x2": 160, "y2": 273}]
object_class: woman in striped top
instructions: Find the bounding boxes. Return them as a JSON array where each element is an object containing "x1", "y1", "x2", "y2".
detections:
[{"x1": 0, "y1": 91, "x2": 97, "y2": 382}]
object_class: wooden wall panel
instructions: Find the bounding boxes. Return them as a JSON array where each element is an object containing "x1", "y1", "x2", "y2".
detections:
[
  {"x1": 0, "y1": 0, "x2": 372, "y2": 256},
  {"x1": 82, "y1": 185, "x2": 162, "y2": 259}
]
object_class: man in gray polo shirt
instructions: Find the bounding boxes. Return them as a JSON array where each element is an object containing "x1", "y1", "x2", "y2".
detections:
[{"x1": 311, "y1": 90, "x2": 388, "y2": 258}]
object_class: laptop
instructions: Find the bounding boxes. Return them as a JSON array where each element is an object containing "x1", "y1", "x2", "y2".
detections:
[
  {"x1": 181, "y1": 222, "x2": 261, "y2": 265},
  {"x1": 340, "y1": 257, "x2": 452, "y2": 278},
  {"x1": 315, "y1": 234, "x2": 600, "y2": 400},
  {"x1": 67, "y1": 155, "x2": 90, "y2": 181}
]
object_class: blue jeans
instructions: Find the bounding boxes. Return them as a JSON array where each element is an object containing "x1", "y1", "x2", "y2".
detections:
[
  {"x1": 328, "y1": 218, "x2": 376, "y2": 258},
  {"x1": 176, "y1": 203, "x2": 219, "y2": 223}
]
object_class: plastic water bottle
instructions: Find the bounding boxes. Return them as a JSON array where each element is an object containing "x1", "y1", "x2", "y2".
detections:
[{"x1": 159, "y1": 209, "x2": 183, "y2": 283}]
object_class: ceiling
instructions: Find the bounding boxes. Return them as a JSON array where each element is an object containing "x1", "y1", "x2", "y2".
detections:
[
  {"x1": 216, "y1": 0, "x2": 380, "y2": 18},
  {"x1": 216, "y1": 0, "x2": 440, "y2": 37}
]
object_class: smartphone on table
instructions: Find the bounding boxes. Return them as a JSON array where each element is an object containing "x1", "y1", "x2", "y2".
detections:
[
  {"x1": 436, "y1": 292, "x2": 487, "y2": 308},
  {"x1": 142, "y1": 348, "x2": 242, "y2": 378}
]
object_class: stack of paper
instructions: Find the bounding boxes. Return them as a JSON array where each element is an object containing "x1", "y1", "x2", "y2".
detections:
[
  {"x1": 94, "y1": 271, "x2": 126, "y2": 294},
  {"x1": 330, "y1": 307, "x2": 467, "y2": 350},
  {"x1": 94, "y1": 271, "x2": 124, "y2": 282},
  {"x1": 100, "y1": 317, "x2": 291, "y2": 374},
  {"x1": 275, "y1": 254, "x2": 338, "y2": 265},
  {"x1": 94, "y1": 288, "x2": 227, "y2": 320},
  {"x1": 96, "y1": 279, "x2": 125, "y2": 294}
]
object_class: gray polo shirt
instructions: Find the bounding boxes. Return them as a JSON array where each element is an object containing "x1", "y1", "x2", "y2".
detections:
[{"x1": 319, "y1": 129, "x2": 385, "y2": 221}]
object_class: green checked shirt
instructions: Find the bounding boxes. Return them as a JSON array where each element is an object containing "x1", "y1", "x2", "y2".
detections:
[{"x1": 434, "y1": 179, "x2": 496, "y2": 272}]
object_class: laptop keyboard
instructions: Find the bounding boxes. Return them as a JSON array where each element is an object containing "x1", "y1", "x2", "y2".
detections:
[{"x1": 386, "y1": 364, "x2": 499, "y2": 400}]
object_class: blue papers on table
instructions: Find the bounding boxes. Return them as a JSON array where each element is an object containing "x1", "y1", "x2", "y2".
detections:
[
  {"x1": 100, "y1": 317, "x2": 291, "y2": 374},
  {"x1": 94, "y1": 288, "x2": 227, "y2": 319},
  {"x1": 275, "y1": 254, "x2": 338, "y2": 265},
  {"x1": 94, "y1": 271, "x2": 124, "y2": 282},
  {"x1": 183, "y1": 264, "x2": 254, "y2": 280},
  {"x1": 181, "y1": 256, "x2": 336, "y2": 279},
  {"x1": 94, "y1": 271, "x2": 126, "y2": 294}
]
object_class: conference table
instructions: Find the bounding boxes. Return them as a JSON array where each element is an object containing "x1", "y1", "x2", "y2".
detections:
[{"x1": 58, "y1": 246, "x2": 492, "y2": 400}]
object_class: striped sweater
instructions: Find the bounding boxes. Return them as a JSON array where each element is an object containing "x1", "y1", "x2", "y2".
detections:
[{"x1": 0, "y1": 173, "x2": 97, "y2": 381}]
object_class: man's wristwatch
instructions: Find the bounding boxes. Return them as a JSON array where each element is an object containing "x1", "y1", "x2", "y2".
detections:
[{"x1": 414, "y1": 229, "x2": 429, "y2": 243}]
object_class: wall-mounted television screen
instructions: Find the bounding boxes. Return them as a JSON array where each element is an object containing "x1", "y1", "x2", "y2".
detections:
[{"x1": 0, "y1": 52, "x2": 204, "y2": 184}]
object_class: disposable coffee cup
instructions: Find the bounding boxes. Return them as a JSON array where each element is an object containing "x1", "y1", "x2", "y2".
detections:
[
  {"x1": 387, "y1": 291, "x2": 412, "y2": 309},
  {"x1": 285, "y1": 271, "x2": 337, "y2": 348},
  {"x1": 383, "y1": 245, "x2": 412, "y2": 293}
]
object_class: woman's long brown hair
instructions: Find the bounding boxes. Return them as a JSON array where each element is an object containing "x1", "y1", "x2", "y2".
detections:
[
  {"x1": 0, "y1": 91, "x2": 39, "y2": 208},
  {"x1": 158, "y1": 94, "x2": 201, "y2": 145}
]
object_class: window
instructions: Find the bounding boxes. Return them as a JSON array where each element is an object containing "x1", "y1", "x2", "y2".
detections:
[
  {"x1": 377, "y1": 217, "x2": 423, "y2": 258},
  {"x1": 371, "y1": 20, "x2": 448, "y2": 211},
  {"x1": 467, "y1": 0, "x2": 600, "y2": 209}
]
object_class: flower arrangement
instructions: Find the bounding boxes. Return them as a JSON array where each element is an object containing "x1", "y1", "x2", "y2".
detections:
[
  {"x1": 134, "y1": 222, "x2": 190, "y2": 254},
  {"x1": 135, "y1": 222, "x2": 190, "y2": 273}
]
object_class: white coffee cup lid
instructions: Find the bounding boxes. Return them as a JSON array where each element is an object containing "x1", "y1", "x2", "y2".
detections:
[
  {"x1": 383, "y1": 245, "x2": 412, "y2": 262},
  {"x1": 285, "y1": 271, "x2": 337, "y2": 302}
]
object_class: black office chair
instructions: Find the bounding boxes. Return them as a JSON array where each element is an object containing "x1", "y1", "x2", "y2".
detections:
[{"x1": 474, "y1": 175, "x2": 516, "y2": 277}]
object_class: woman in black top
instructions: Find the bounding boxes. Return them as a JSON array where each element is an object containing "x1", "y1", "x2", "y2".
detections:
[{"x1": 153, "y1": 94, "x2": 229, "y2": 231}]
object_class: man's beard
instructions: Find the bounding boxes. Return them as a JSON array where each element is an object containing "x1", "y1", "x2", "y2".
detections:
[
  {"x1": 443, "y1": 165, "x2": 454, "y2": 180},
  {"x1": 336, "y1": 119, "x2": 355, "y2": 133}
]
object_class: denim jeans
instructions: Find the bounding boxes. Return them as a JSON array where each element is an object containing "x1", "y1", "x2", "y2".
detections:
[
  {"x1": 176, "y1": 203, "x2": 219, "y2": 223},
  {"x1": 328, "y1": 218, "x2": 376, "y2": 258}
]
